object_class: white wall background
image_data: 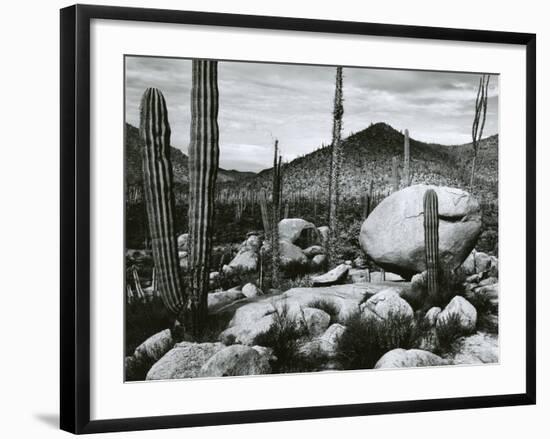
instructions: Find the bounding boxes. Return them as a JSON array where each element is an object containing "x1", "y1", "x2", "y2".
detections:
[{"x1": 0, "y1": 0, "x2": 546, "y2": 437}]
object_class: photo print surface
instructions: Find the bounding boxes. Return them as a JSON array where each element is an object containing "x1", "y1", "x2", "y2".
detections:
[{"x1": 124, "y1": 56, "x2": 499, "y2": 382}]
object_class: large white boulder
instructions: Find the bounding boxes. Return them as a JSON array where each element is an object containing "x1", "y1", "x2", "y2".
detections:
[
  {"x1": 311, "y1": 264, "x2": 349, "y2": 286},
  {"x1": 278, "y1": 218, "x2": 321, "y2": 248},
  {"x1": 219, "y1": 283, "x2": 401, "y2": 345},
  {"x1": 450, "y1": 332, "x2": 498, "y2": 365},
  {"x1": 146, "y1": 342, "x2": 224, "y2": 380},
  {"x1": 374, "y1": 348, "x2": 447, "y2": 369},
  {"x1": 437, "y1": 296, "x2": 477, "y2": 332},
  {"x1": 360, "y1": 288, "x2": 414, "y2": 320},
  {"x1": 199, "y1": 345, "x2": 271, "y2": 377},
  {"x1": 279, "y1": 240, "x2": 308, "y2": 270},
  {"x1": 359, "y1": 185, "x2": 482, "y2": 278}
]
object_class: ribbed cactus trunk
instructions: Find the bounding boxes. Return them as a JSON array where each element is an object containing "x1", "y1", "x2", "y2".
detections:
[
  {"x1": 404, "y1": 129, "x2": 410, "y2": 186},
  {"x1": 423, "y1": 189, "x2": 439, "y2": 302},
  {"x1": 392, "y1": 156, "x2": 399, "y2": 192},
  {"x1": 328, "y1": 67, "x2": 344, "y2": 267},
  {"x1": 185, "y1": 60, "x2": 220, "y2": 336},
  {"x1": 271, "y1": 140, "x2": 282, "y2": 289},
  {"x1": 139, "y1": 88, "x2": 184, "y2": 315}
]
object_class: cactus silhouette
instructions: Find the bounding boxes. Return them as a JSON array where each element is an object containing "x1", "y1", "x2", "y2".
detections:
[
  {"x1": 139, "y1": 88, "x2": 184, "y2": 315},
  {"x1": 328, "y1": 66, "x2": 344, "y2": 266},
  {"x1": 185, "y1": 59, "x2": 220, "y2": 335},
  {"x1": 404, "y1": 129, "x2": 410, "y2": 186},
  {"x1": 271, "y1": 140, "x2": 282, "y2": 288},
  {"x1": 423, "y1": 189, "x2": 439, "y2": 301}
]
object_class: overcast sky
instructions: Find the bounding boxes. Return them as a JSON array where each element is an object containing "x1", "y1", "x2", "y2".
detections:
[{"x1": 125, "y1": 56, "x2": 498, "y2": 172}]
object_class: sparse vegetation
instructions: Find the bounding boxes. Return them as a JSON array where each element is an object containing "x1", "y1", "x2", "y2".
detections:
[
  {"x1": 307, "y1": 299, "x2": 340, "y2": 324},
  {"x1": 434, "y1": 312, "x2": 474, "y2": 354},
  {"x1": 335, "y1": 310, "x2": 424, "y2": 370}
]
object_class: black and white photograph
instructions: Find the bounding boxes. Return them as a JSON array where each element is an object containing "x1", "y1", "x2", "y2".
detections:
[{"x1": 124, "y1": 57, "x2": 500, "y2": 381}]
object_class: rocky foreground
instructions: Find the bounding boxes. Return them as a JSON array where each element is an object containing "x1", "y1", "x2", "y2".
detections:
[{"x1": 125, "y1": 185, "x2": 499, "y2": 381}]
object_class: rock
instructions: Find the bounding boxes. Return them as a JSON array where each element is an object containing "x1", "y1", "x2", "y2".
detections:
[
  {"x1": 319, "y1": 323, "x2": 346, "y2": 357},
  {"x1": 208, "y1": 290, "x2": 245, "y2": 313},
  {"x1": 345, "y1": 260, "x2": 352, "y2": 266},
  {"x1": 302, "y1": 308, "x2": 331, "y2": 336},
  {"x1": 360, "y1": 288, "x2": 414, "y2": 320},
  {"x1": 130, "y1": 329, "x2": 174, "y2": 374},
  {"x1": 146, "y1": 342, "x2": 224, "y2": 380},
  {"x1": 474, "y1": 251, "x2": 492, "y2": 273},
  {"x1": 360, "y1": 185, "x2": 482, "y2": 278},
  {"x1": 279, "y1": 240, "x2": 308, "y2": 270},
  {"x1": 220, "y1": 284, "x2": 399, "y2": 345},
  {"x1": 228, "y1": 249, "x2": 258, "y2": 272},
  {"x1": 311, "y1": 264, "x2": 349, "y2": 286},
  {"x1": 177, "y1": 233, "x2": 189, "y2": 250},
  {"x1": 310, "y1": 254, "x2": 327, "y2": 271},
  {"x1": 349, "y1": 268, "x2": 370, "y2": 283},
  {"x1": 478, "y1": 277, "x2": 498, "y2": 287},
  {"x1": 353, "y1": 256, "x2": 368, "y2": 268},
  {"x1": 425, "y1": 307, "x2": 442, "y2": 326},
  {"x1": 303, "y1": 245, "x2": 325, "y2": 258},
  {"x1": 437, "y1": 296, "x2": 477, "y2": 332},
  {"x1": 374, "y1": 348, "x2": 448, "y2": 369},
  {"x1": 278, "y1": 219, "x2": 320, "y2": 248},
  {"x1": 317, "y1": 226, "x2": 329, "y2": 246},
  {"x1": 199, "y1": 345, "x2": 271, "y2": 377},
  {"x1": 245, "y1": 234, "x2": 261, "y2": 251},
  {"x1": 209, "y1": 271, "x2": 220, "y2": 282},
  {"x1": 242, "y1": 283, "x2": 262, "y2": 298},
  {"x1": 450, "y1": 332, "x2": 498, "y2": 364},
  {"x1": 178, "y1": 251, "x2": 188, "y2": 270}
]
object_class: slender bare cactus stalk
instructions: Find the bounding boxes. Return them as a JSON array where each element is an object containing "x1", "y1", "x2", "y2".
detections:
[
  {"x1": 185, "y1": 60, "x2": 220, "y2": 335},
  {"x1": 404, "y1": 129, "x2": 411, "y2": 186},
  {"x1": 423, "y1": 189, "x2": 439, "y2": 302},
  {"x1": 469, "y1": 74, "x2": 490, "y2": 191},
  {"x1": 328, "y1": 67, "x2": 344, "y2": 267},
  {"x1": 139, "y1": 87, "x2": 184, "y2": 315},
  {"x1": 271, "y1": 140, "x2": 282, "y2": 288}
]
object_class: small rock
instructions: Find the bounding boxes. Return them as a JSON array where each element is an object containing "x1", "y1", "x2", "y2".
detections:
[
  {"x1": 310, "y1": 254, "x2": 327, "y2": 271},
  {"x1": 374, "y1": 348, "x2": 448, "y2": 369},
  {"x1": 131, "y1": 329, "x2": 174, "y2": 368},
  {"x1": 302, "y1": 307, "x2": 331, "y2": 336},
  {"x1": 349, "y1": 268, "x2": 370, "y2": 283},
  {"x1": 437, "y1": 296, "x2": 477, "y2": 332},
  {"x1": 177, "y1": 233, "x2": 189, "y2": 250},
  {"x1": 425, "y1": 307, "x2": 442, "y2": 326},
  {"x1": 311, "y1": 264, "x2": 349, "y2": 286},
  {"x1": 317, "y1": 226, "x2": 329, "y2": 246},
  {"x1": 361, "y1": 288, "x2": 413, "y2": 320},
  {"x1": 208, "y1": 289, "x2": 245, "y2": 312},
  {"x1": 353, "y1": 256, "x2": 368, "y2": 268},
  {"x1": 319, "y1": 323, "x2": 346, "y2": 357},
  {"x1": 242, "y1": 283, "x2": 262, "y2": 298},
  {"x1": 199, "y1": 345, "x2": 271, "y2": 377},
  {"x1": 279, "y1": 240, "x2": 309, "y2": 270},
  {"x1": 303, "y1": 245, "x2": 325, "y2": 258},
  {"x1": 246, "y1": 234, "x2": 261, "y2": 251}
]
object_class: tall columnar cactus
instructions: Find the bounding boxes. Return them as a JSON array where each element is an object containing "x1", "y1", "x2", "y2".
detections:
[
  {"x1": 139, "y1": 88, "x2": 184, "y2": 315},
  {"x1": 392, "y1": 156, "x2": 399, "y2": 192},
  {"x1": 328, "y1": 66, "x2": 344, "y2": 266},
  {"x1": 271, "y1": 140, "x2": 282, "y2": 288},
  {"x1": 423, "y1": 189, "x2": 440, "y2": 301},
  {"x1": 186, "y1": 59, "x2": 220, "y2": 335},
  {"x1": 404, "y1": 129, "x2": 410, "y2": 186}
]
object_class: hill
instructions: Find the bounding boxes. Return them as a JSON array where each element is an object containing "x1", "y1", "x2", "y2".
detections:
[
  {"x1": 125, "y1": 123, "x2": 255, "y2": 188},
  {"x1": 222, "y1": 122, "x2": 498, "y2": 201}
]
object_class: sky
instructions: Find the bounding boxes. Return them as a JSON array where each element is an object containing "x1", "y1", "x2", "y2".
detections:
[{"x1": 125, "y1": 56, "x2": 499, "y2": 173}]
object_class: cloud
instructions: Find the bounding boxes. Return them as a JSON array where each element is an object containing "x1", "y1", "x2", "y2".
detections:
[{"x1": 126, "y1": 56, "x2": 499, "y2": 172}]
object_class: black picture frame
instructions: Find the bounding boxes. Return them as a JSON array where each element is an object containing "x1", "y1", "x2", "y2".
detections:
[{"x1": 60, "y1": 4, "x2": 536, "y2": 434}]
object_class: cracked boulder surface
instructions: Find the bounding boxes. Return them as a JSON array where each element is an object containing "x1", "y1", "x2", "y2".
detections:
[{"x1": 359, "y1": 184, "x2": 482, "y2": 278}]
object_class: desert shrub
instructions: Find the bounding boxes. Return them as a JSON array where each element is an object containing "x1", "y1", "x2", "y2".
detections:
[
  {"x1": 307, "y1": 299, "x2": 340, "y2": 324},
  {"x1": 434, "y1": 312, "x2": 474, "y2": 354},
  {"x1": 125, "y1": 296, "x2": 174, "y2": 356},
  {"x1": 279, "y1": 274, "x2": 313, "y2": 291},
  {"x1": 413, "y1": 268, "x2": 468, "y2": 309},
  {"x1": 252, "y1": 302, "x2": 328, "y2": 373},
  {"x1": 335, "y1": 310, "x2": 423, "y2": 370},
  {"x1": 467, "y1": 292, "x2": 498, "y2": 334}
]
